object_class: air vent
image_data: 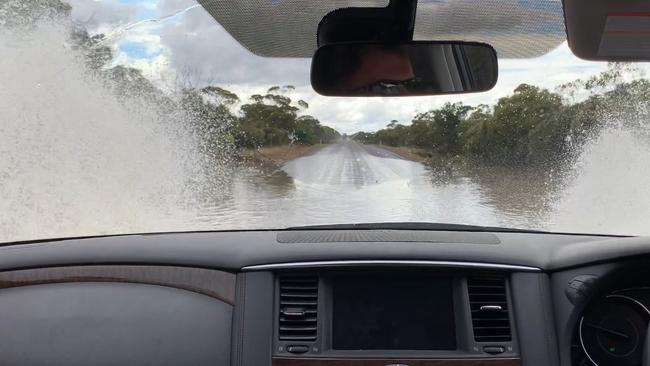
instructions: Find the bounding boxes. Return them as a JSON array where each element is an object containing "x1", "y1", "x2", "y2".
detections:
[
  {"x1": 278, "y1": 276, "x2": 318, "y2": 341},
  {"x1": 467, "y1": 277, "x2": 512, "y2": 342}
]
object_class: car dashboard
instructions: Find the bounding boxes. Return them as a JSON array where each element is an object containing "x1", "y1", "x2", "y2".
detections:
[{"x1": 0, "y1": 229, "x2": 647, "y2": 366}]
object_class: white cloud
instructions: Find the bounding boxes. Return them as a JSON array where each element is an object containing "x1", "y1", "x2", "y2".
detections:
[{"x1": 109, "y1": 21, "x2": 176, "y2": 85}]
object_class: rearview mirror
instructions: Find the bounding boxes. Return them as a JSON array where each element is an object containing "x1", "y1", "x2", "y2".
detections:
[{"x1": 311, "y1": 41, "x2": 498, "y2": 97}]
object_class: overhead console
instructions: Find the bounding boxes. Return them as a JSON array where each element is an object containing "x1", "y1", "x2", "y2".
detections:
[{"x1": 271, "y1": 268, "x2": 521, "y2": 366}]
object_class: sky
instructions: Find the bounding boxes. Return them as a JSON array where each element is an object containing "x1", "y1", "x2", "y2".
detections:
[{"x1": 66, "y1": 0, "x2": 609, "y2": 134}]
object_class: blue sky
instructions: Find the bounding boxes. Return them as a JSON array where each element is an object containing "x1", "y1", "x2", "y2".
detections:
[
  {"x1": 119, "y1": 41, "x2": 160, "y2": 59},
  {"x1": 67, "y1": 0, "x2": 610, "y2": 134}
]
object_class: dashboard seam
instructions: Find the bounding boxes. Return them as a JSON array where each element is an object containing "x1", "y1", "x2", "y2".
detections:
[{"x1": 241, "y1": 260, "x2": 542, "y2": 272}]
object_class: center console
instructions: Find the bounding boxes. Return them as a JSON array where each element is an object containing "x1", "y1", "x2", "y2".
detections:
[{"x1": 272, "y1": 269, "x2": 520, "y2": 365}]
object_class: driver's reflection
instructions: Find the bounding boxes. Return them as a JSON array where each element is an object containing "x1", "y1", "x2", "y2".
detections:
[{"x1": 340, "y1": 45, "x2": 416, "y2": 95}]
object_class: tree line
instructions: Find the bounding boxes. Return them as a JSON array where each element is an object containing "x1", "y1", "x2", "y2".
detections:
[
  {"x1": 178, "y1": 84, "x2": 340, "y2": 149},
  {"x1": 353, "y1": 64, "x2": 650, "y2": 167}
]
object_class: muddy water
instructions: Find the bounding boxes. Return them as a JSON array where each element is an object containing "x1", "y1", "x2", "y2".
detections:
[
  {"x1": 193, "y1": 142, "x2": 564, "y2": 232},
  {"x1": 192, "y1": 133, "x2": 650, "y2": 236}
]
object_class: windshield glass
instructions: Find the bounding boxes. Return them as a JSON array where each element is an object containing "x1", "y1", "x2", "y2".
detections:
[{"x1": 2, "y1": 0, "x2": 648, "y2": 242}]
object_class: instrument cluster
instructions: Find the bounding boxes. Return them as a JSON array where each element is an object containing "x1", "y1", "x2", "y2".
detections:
[{"x1": 572, "y1": 288, "x2": 650, "y2": 366}]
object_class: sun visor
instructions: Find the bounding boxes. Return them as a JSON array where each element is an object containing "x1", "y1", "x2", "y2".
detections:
[{"x1": 565, "y1": 0, "x2": 650, "y2": 61}]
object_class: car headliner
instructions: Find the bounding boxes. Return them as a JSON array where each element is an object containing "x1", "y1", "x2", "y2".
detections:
[{"x1": 198, "y1": 0, "x2": 566, "y2": 59}]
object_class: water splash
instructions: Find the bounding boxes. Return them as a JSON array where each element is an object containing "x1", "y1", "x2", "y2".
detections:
[
  {"x1": 550, "y1": 128, "x2": 650, "y2": 235},
  {"x1": 0, "y1": 21, "x2": 214, "y2": 243}
]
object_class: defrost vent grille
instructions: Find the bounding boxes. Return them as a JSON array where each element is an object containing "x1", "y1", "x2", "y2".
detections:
[
  {"x1": 468, "y1": 276, "x2": 512, "y2": 342},
  {"x1": 278, "y1": 275, "x2": 318, "y2": 341}
]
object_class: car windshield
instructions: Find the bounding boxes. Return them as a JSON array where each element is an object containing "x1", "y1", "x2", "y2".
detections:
[{"x1": 1, "y1": 0, "x2": 649, "y2": 242}]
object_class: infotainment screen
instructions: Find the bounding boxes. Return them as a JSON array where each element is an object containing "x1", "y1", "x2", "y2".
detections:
[{"x1": 332, "y1": 275, "x2": 456, "y2": 350}]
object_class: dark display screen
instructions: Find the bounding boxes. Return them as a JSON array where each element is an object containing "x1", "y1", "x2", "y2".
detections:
[{"x1": 332, "y1": 275, "x2": 456, "y2": 350}]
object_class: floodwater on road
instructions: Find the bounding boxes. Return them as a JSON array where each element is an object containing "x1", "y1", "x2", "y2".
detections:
[{"x1": 194, "y1": 141, "x2": 562, "y2": 231}]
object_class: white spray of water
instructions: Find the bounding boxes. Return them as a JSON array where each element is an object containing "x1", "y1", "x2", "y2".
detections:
[
  {"x1": 0, "y1": 23, "x2": 211, "y2": 242},
  {"x1": 550, "y1": 128, "x2": 650, "y2": 235}
]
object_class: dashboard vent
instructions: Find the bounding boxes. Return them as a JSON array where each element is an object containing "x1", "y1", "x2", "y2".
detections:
[
  {"x1": 467, "y1": 277, "x2": 512, "y2": 342},
  {"x1": 278, "y1": 275, "x2": 318, "y2": 341}
]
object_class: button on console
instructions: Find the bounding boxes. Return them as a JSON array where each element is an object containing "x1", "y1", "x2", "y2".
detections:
[
  {"x1": 483, "y1": 345, "x2": 505, "y2": 354},
  {"x1": 286, "y1": 345, "x2": 310, "y2": 354}
]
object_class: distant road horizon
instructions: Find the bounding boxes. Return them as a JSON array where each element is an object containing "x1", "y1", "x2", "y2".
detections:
[{"x1": 281, "y1": 141, "x2": 425, "y2": 186}]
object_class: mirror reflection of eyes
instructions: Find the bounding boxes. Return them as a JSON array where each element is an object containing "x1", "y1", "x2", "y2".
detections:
[
  {"x1": 352, "y1": 78, "x2": 423, "y2": 96},
  {"x1": 311, "y1": 41, "x2": 498, "y2": 97},
  {"x1": 350, "y1": 47, "x2": 415, "y2": 90}
]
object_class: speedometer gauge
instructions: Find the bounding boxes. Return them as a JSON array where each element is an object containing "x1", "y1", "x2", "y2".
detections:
[{"x1": 579, "y1": 295, "x2": 650, "y2": 366}]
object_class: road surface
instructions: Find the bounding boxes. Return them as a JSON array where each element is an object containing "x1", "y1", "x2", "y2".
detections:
[
  {"x1": 198, "y1": 140, "x2": 504, "y2": 231},
  {"x1": 282, "y1": 141, "x2": 425, "y2": 186}
]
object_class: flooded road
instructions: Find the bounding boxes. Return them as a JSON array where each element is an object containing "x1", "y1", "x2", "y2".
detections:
[
  {"x1": 196, "y1": 141, "x2": 554, "y2": 230},
  {"x1": 282, "y1": 141, "x2": 425, "y2": 186}
]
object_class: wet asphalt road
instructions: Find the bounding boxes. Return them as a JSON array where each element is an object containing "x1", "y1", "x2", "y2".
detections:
[
  {"x1": 200, "y1": 140, "x2": 503, "y2": 230},
  {"x1": 282, "y1": 141, "x2": 423, "y2": 186}
]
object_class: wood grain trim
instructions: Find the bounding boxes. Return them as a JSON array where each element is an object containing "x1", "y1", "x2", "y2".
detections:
[
  {"x1": 272, "y1": 357, "x2": 521, "y2": 366},
  {"x1": 0, "y1": 265, "x2": 236, "y2": 304}
]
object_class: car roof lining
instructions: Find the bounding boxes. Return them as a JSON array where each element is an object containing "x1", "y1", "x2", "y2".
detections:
[{"x1": 197, "y1": 0, "x2": 566, "y2": 59}]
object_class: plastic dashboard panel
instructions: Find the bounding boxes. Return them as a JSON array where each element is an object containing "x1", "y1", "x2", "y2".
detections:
[
  {"x1": 0, "y1": 230, "x2": 649, "y2": 366},
  {"x1": 0, "y1": 230, "x2": 628, "y2": 273},
  {"x1": 233, "y1": 269, "x2": 530, "y2": 366},
  {"x1": 0, "y1": 282, "x2": 233, "y2": 366}
]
